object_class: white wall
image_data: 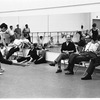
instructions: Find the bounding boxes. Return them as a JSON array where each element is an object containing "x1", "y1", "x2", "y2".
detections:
[
  {"x1": 0, "y1": 0, "x2": 99, "y2": 32},
  {"x1": 0, "y1": 13, "x2": 90, "y2": 32},
  {"x1": 0, "y1": 16, "x2": 19, "y2": 29},
  {"x1": 19, "y1": 15, "x2": 48, "y2": 32},
  {"x1": 49, "y1": 13, "x2": 90, "y2": 31}
]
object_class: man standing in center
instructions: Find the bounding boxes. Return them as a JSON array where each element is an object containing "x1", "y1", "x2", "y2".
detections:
[
  {"x1": 49, "y1": 34, "x2": 76, "y2": 73},
  {"x1": 14, "y1": 24, "x2": 21, "y2": 39}
]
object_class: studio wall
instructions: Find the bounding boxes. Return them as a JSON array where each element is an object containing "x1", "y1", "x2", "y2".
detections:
[{"x1": 0, "y1": 13, "x2": 90, "y2": 32}]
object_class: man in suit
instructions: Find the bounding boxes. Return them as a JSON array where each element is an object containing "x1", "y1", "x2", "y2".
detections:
[{"x1": 49, "y1": 34, "x2": 76, "y2": 73}]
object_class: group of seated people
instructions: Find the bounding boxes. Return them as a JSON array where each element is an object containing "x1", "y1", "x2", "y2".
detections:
[
  {"x1": 0, "y1": 23, "x2": 47, "y2": 75},
  {"x1": 49, "y1": 32, "x2": 100, "y2": 80},
  {"x1": 1, "y1": 22, "x2": 100, "y2": 81}
]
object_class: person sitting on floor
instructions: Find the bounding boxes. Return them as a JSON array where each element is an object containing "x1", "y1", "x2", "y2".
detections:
[
  {"x1": 6, "y1": 36, "x2": 23, "y2": 60},
  {"x1": 49, "y1": 34, "x2": 76, "y2": 73},
  {"x1": 47, "y1": 37, "x2": 55, "y2": 48},
  {"x1": 34, "y1": 43, "x2": 47, "y2": 64},
  {"x1": 15, "y1": 43, "x2": 47, "y2": 64},
  {"x1": 37, "y1": 35, "x2": 44, "y2": 47},
  {"x1": 15, "y1": 43, "x2": 39, "y2": 63},
  {"x1": 6, "y1": 34, "x2": 30, "y2": 60},
  {"x1": 65, "y1": 39, "x2": 100, "y2": 75}
]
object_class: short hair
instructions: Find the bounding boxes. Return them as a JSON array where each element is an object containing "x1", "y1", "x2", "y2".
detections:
[
  {"x1": 10, "y1": 26, "x2": 13, "y2": 28},
  {"x1": 0, "y1": 23, "x2": 8, "y2": 29},
  {"x1": 17, "y1": 24, "x2": 19, "y2": 27},
  {"x1": 40, "y1": 36, "x2": 43, "y2": 39},
  {"x1": 92, "y1": 23, "x2": 96, "y2": 27},
  {"x1": 33, "y1": 43, "x2": 37, "y2": 47},
  {"x1": 25, "y1": 24, "x2": 28, "y2": 27},
  {"x1": 81, "y1": 25, "x2": 83, "y2": 29}
]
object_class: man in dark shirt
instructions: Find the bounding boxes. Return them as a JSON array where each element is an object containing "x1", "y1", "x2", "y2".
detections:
[
  {"x1": 49, "y1": 35, "x2": 76, "y2": 73},
  {"x1": 16, "y1": 43, "x2": 39, "y2": 63},
  {"x1": 14, "y1": 24, "x2": 21, "y2": 39}
]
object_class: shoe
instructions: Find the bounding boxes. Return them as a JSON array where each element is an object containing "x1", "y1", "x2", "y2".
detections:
[
  {"x1": 27, "y1": 58, "x2": 33, "y2": 64},
  {"x1": 65, "y1": 71, "x2": 74, "y2": 75},
  {"x1": 56, "y1": 69, "x2": 62, "y2": 73},
  {"x1": 81, "y1": 74, "x2": 92, "y2": 80},
  {"x1": 49, "y1": 62, "x2": 55, "y2": 66}
]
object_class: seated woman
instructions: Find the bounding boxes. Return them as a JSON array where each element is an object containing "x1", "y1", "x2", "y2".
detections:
[
  {"x1": 37, "y1": 35, "x2": 44, "y2": 47},
  {"x1": 47, "y1": 37, "x2": 55, "y2": 48},
  {"x1": 34, "y1": 43, "x2": 47, "y2": 64}
]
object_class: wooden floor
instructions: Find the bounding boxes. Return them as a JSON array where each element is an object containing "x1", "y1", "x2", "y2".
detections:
[{"x1": 0, "y1": 62, "x2": 100, "y2": 98}]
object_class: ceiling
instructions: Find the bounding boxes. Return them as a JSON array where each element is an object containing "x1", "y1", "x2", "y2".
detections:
[{"x1": 0, "y1": 0, "x2": 100, "y2": 13}]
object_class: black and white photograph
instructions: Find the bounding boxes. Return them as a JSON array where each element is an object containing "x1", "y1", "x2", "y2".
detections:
[{"x1": 0, "y1": 0, "x2": 100, "y2": 98}]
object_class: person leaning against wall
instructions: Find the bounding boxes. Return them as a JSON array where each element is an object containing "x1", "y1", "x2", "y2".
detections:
[{"x1": 49, "y1": 34, "x2": 76, "y2": 73}]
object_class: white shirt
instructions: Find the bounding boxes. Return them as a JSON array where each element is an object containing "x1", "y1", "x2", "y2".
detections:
[
  {"x1": 72, "y1": 33, "x2": 80, "y2": 43},
  {"x1": 9, "y1": 29, "x2": 14, "y2": 36},
  {"x1": 22, "y1": 38, "x2": 29, "y2": 43},
  {"x1": 85, "y1": 41, "x2": 99, "y2": 52},
  {"x1": 13, "y1": 39, "x2": 22, "y2": 46}
]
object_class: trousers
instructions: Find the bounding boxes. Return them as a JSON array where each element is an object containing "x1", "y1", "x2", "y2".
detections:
[
  {"x1": 6, "y1": 47, "x2": 19, "y2": 60},
  {"x1": 0, "y1": 51, "x2": 12, "y2": 64},
  {"x1": 54, "y1": 53, "x2": 69, "y2": 68},
  {"x1": 86, "y1": 56, "x2": 100, "y2": 75},
  {"x1": 67, "y1": 53, "x2": 91, "y2": 72}
]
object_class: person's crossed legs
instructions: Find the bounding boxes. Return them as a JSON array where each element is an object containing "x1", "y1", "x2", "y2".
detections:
[{"x1": 49, "y1": 53, "x2": 69, "y2": 73}]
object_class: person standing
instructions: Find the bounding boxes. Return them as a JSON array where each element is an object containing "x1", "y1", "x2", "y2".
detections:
[
  {"x1": 90, "y1": 23, "x2": 99, "y2": 41},
  {"x1": 22, "y1": 24, "x2": 31, "y2": 42},
  {"x1": 8, "y1": 25, "x2": 15, "y2": 43},
  {"x1": 0, "y1": 23, "x2": 13, "y2": 74},
  {"x1": 14, "y1": 24, "x2": 21, "y2": 39}
]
